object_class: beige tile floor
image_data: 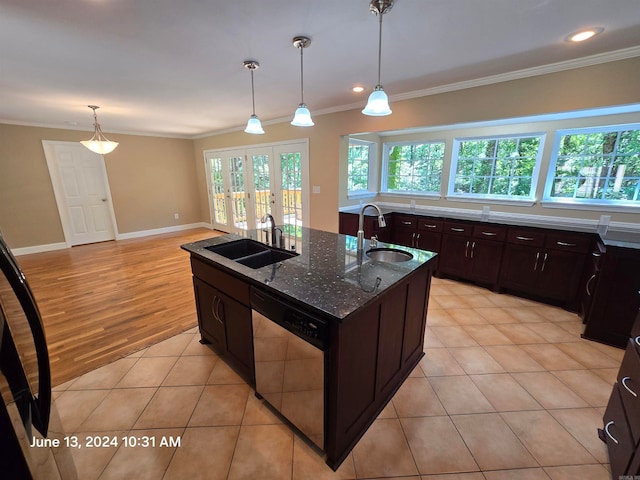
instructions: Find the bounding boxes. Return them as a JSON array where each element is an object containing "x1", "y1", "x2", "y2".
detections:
[{"x1": 49, "y1": 277, "x2": 622, "y2": 479}]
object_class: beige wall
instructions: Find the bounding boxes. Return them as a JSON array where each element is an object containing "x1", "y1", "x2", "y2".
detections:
[
  {"x1": 194, "y1": 57, "x2": 640, "y2": 232},
  {"x1": 0, "y1": 124, "x2": 198, "y2": 248},
  {"x1": 2, "y1": 57, "x2": 639, "y2": 249}
]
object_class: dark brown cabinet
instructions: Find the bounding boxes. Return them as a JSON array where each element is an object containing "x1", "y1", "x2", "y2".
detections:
[
  {"x1": 191, "y1": 258, "x2": 254, "y2": 383},
  {"x1": 580, "y1": 240, "x2": 605, "y2": 321},
  {"x1": 583, "y1": 245, "x2": 640, "y2": 348},
  {"x1": 338, "y1": 212, "x2": 390, "y2": 242},
  {"x1": 500, "y1": 228, "x2": 590, "y2": 309},
  {"x1": 439, "y1": 221, "x2": 505, "y2": 287},
  {"x1": 600, "y1": 311, "x2": 640, "y2": 479},
  {"x1": 391, "y1": 214, "x2": 443, "y2": 253}
]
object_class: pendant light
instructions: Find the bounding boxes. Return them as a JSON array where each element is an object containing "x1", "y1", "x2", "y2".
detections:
[
  {"x1": 80, "y1": 105, "x2": 119, "y2": 154},
  {"x1": 243, "y1": 60, "x2": 265, "y2": 134},
  {"x1": 362, "y1": 0, "x2": 393, "y2": 116},
  {"x1": 291, "y1": 36, "x2": 314, "y2": 127}
]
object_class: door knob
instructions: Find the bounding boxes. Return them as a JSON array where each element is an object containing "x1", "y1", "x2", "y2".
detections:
[{"x1": 101, "y1": 198, "x2": 107, "y2": 202}]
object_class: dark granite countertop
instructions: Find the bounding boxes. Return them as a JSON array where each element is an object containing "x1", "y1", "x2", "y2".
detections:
[
  {"x1": 339, "y1": 205, "x2": 640, "y2": 250},
  {"x1": 181, "y1": 227, "x2": 436, "y2": 321}
]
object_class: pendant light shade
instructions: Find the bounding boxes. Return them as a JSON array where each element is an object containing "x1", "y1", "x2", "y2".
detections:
[
  {"x1": 80, "y1": 105, "x2": 119, "y2": 154},
  {"x1": 243, "y1": 60, "x2": 265, "y2": 134},
  {"x1": 362, "y1": 0, "x2": 394, "y2": 117},
  {"x1": 291, "y1": 36, "x2": 314, "y2": 127}
]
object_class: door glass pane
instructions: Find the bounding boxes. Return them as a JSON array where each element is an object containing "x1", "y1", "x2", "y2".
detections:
[
  {"x1": 229, "y1": 156, "x2": 247, "y2": 231},
  {"x1": 209, "y1": 157, "x2": 227, "y2": 225},
  {"x1": 252, "y1": 154, "x2": 271, "y2": 229},
  {"x1": 280, "y1": 151, "x2": 302, "y2": 237}
]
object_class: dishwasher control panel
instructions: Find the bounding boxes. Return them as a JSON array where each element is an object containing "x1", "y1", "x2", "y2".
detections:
[{"x1": 251, "y1": 287, "x2": 329, "y2": 350}]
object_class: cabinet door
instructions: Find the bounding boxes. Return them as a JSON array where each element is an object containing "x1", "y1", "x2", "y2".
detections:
[
  {"x1": 415, "y1": 231, "x2": 442, "y2": 253},
  {"x1": 617, "y1": 343, "x2": 640, "y2": 445},
  {"x1": 193, "y1": 277, "x2": 226, "y2": 352},
  {"x1": 468, "y1": 239, "x2": 503, "y2": 285},
  {"x1": 392, "y1": 227, "x2": 417, "y2": 248},
  {"x1": 216, "y1": 289, "x2": 254, "y2": 381},
  {"x1": 339, "y1": 212, "x2": 358, "y2": 236},
  {"x1": 439, "y1": 235, "x2": 470, "y2": 277},
  {"x1": 499, "y1": 244, "x2": 539, "y2": 292},
  {"x1": 537, "y1": 249, "x2": 585, "y2": 304},
  {"x1": 602, "y1": 385, "x2": 636, "y2": 478}
]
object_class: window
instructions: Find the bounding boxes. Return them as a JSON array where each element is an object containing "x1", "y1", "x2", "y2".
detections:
[
  {"x1": 347, "y1": 139, "x2": 375, "y2": 195},
  {"x1": 545, "y1": 124, "x2": 640, "y2": 206},
  {"x1": 382, "y1": 141, "x2": 444, "y2": 195},
  {"x1": 449, "y1": 134, "x2": 543, "y2": 201}
]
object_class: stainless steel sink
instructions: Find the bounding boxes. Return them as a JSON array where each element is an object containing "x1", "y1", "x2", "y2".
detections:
[
  {"x1": 205, "y1": 239, "x2": 298, "y2": 269},
  {"x1": 366, "y1": 248, "x2": 413, "y2": 263}
]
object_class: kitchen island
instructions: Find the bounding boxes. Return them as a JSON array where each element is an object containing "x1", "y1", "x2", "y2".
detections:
[{"x1": 181, "y1": 227, "x2": 437, "y2": 469}]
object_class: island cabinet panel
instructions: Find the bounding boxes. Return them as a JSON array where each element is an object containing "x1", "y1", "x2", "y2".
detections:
[
  {"x1": 603, "y1": 385, "x2": 637, "y2": 479},
  {"x1": 190, "y1": 258, "x2": 254, "y2": 384},
  {"x1": 327, "y1": 266, "x2": 431, "y2": 469}
]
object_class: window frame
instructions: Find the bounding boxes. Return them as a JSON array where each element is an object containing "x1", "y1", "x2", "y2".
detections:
[
  {"x1": 542, "y1": 123, "x2": 640, "y2": 211},
  {"x1": 447, "y1": 132, "x2": 545, "y2": 206},
  {"x1": 380, "y1": 140, "x2": 445, "y2": 198},
  {"x1": 347, "y1": 138, "x2": 377, "y2": 199}
]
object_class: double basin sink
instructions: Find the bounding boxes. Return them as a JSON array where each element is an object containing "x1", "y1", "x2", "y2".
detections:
[
  {"x1": 206, "y1": 238, "x2": 413, "y2": 269},
  {"x1": 205, "y1": 239, "x2": 299, "y2": 269}
]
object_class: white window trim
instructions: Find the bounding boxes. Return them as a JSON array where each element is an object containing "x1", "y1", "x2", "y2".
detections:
[
  {"x1": 347, "y1": 138, "x2": 377, "y2": 198},
  {"x1": 447, "y1": 132, "x2": 546, "y2": 203},
  {"x1": 543, "y1": 122, "x2": 640, "y2": 209},
  {"x1": 381, "y1": 140, "x2": 445, "y2": 195}
]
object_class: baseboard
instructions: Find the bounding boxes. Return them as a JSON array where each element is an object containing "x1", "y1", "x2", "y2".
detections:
[{"x1": 12, "y1": 223, "x2": 214, "y2": 256}]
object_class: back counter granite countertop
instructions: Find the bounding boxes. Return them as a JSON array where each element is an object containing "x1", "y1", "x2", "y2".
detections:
[{"x1": 181, "y1": 227, "x2": 437, "y2": 321}]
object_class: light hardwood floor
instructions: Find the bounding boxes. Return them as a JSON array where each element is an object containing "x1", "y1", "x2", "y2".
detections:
[{"x1": 17, "y1": 228, "x2": 221, "y2": 386}]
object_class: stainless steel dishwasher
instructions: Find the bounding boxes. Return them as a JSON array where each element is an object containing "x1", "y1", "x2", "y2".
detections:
[{"x1": 251, "y1": 287, "x2": 328, "y2": 449}]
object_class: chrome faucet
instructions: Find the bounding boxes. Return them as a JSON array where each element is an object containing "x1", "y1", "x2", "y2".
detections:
[
  {"x1": 357, "y1": 203, "x2": 386, "y2": 251},
  {"x1": 261, "y1": 214, "x2": 280, "y2": 247}
]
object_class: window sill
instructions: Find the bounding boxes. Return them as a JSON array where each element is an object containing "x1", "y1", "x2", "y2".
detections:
[
  {"x1": 541, "y1": 200, "x2": 640, "y2": 213},
  {"x1": 380, "y1": 192, "x2": 441, "y2": 200},
  {"x1": 347, "y1": 191, "x2": 378, "y2": 200},
  {"x1": 445, "y1": 195, "x2": 536, "y2": 207}
]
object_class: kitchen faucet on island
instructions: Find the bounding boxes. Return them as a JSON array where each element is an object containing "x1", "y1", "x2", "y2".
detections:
[
  {"x1": 261, "y1": 213, "x2": 282, "y2": 248},
  {"x1": 357, "y1": 203, "x2": 386, "y2": 252}
]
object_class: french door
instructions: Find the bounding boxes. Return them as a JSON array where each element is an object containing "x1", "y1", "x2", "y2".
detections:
[{"x1": 204, "y1": 141, "x2": 308, "y2": 237}]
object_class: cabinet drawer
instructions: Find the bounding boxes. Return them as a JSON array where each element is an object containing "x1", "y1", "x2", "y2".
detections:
[
  {"x1": 443, "y1": 221, "x2": 472, "y2": 236},
  {"x1": 544, "y1": 232, "x2": 591, "y2": 253},
  {"x1": 417, "y1": 218, "x2": 443, "y2": 232},
  {"x1": 506, "y1": 229, "x2": 545, "y2": 247},
  {"x1": 473, "y1": 224, "x2": 506, "y2": 242},
  {"x1": 394, "y1": 214, "x2": 417, "y2": 229},
  {"x1": 191, "y1": 257, "x2": 250, "y2": 305},
  {"x1": 618, "y1": 341, "x2": 640, "y2": 445}
]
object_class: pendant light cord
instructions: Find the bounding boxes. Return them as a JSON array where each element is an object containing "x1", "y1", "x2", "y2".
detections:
[
  {"x1": 250, "y1": 68, "x2": 257, "y2": 115},
  {"x1": 376, "y1": 10, "x2": 383, "y2": 86},
  {"x1": 299, "y1": 45, "x2": 305, "y2": 104}
]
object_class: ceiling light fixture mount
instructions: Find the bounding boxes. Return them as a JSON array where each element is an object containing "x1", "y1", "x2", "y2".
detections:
[
  {"x1": 80, "y1": 105, "x2": 119, "y2": 154},
  {"x1": 362, "y1": 0, "x2": 394, "y2": 117},
  {"x1": 291, "y1": 36, "x2": 314, "y2": 127},
  {"x1": 244, "y1": 60, "x2": 265, "y2": 134}
]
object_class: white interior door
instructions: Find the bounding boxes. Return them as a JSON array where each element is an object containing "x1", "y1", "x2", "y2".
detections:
[{"x1": 42, "y1": 141, "x2": 116, "y2": 246}]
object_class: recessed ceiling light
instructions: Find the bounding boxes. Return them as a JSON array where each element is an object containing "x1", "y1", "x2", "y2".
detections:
[
  {"x1": 567, "y1": 27, "x2": 603, "y2": 42},
  {"x1": 352, "y1": 86, "x2": 365, "y2": 93}
]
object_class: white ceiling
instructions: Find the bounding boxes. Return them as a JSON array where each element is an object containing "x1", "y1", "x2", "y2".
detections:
[{"x1": 1, "y1": 0, "x2": 639, "y2": 138}]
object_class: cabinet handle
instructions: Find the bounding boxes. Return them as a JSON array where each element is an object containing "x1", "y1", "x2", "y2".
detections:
[
  {"x1": 604, "y1": 421, "x2": 619, "y2": 445},
  {"x1": 541, "y1": 253, "x2": 548, "y2": 272},
  {"x1": 415, "y1": 233, "x2": 421, "y2": 246},
  {"x1": 212, "y1": 296, "x2": 223, "y2": 324},
  {"x1": 465, "y1": 241, "x2": 470, "y2": 258},
  {"x1": 411, "y1": 232, "x2": 416, "y2": 248},
  {"x1": 470, "y1": 241, "x2": 476, "y2": 259},
  {"x1": 516, "y1": 236, "x2": 533, "y2": 241},
  {"x1": 585, "y1": 274, "x2": 596, "y2": 296},
  {"x1": 533, "y1": 252, "x2": 540, "y2": 271},
  {"x1": 622, "y1": 377, "x2": 638, "y2": 397},
  {"x1": 402, "y1": 221, "x2": 412, "y2": 225},
  {"x1": 422, "y1": 224, "x2": 437, "y2": 229},
  {"x1": 592, "y1": 252, "x2": 601, "y2": 257},
  {"x1": 451, "y1": 227, "x2": 465, "y2": 232},
  {"x1": 556, "y1": 241, "x2": 577, "y2": 247},
  {"x1": 636, "y1": 336, "x2": 640, "y2": 347},
  {"x1": 481, "y1": 231, "x2": 497, "y2": 236}
]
